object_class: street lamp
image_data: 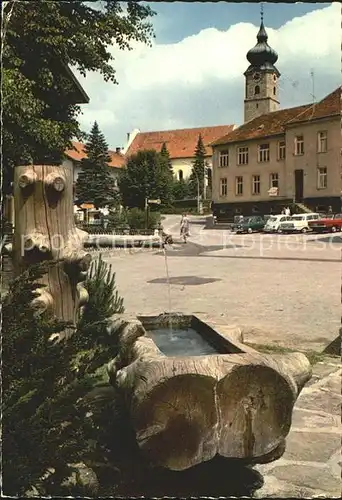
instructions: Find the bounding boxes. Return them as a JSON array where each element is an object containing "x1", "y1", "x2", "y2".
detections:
[{"x1": 193, "y1": 171, "x2": 201, "y2": 214}]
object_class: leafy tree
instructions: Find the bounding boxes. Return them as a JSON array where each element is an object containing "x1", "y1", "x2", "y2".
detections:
[
  {"x1": 160, "y1": 142, "x2": 173, "y2": 173},
  {"x1": 3, "y1": 259, "x2": 126, "y2": 496},
  {"x1": 119, "y1": 150, "x2": 173, "y2": 209},
  {"x1": 2, "y1": 0, "x2": 155, "y2": 194},
  {"x1": 172, "y1": 177, "x2": 191, "y2": 200},
  {"x1": 189, "y1": 134, "x2": 207, "y2": 198},
  {"x1": 75, "y1": 121, "x2": 118, "y2": 209}
]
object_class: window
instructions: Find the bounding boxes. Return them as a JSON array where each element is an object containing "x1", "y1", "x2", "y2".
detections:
[
  {"x1": 237, "y1": 147, "x2": 249, "y2": 165},
  {"x1": 317, "y1": 167, "x2": 327, "y2": 189},
  {"x1": 178, "y1": 169, "x2": 183, "y2": 181},
  {"x1": 235, "y1": 176, "x2": 243, "y2": 196},
  {"x1": 295, "y1": 135, "x2": 304, "y2": 155},
  {"x1": 219, "y1": 149, "x2": 229, "y2": 168},
  {"x1": 220, "y1": 178, "x2": 228, "y2": 196},
  {"x1": 273, "y1": 87, "x2": 276, "y2": 95},
  {"x1": 317, "y1": 131, "x2": 327, "y2": 153},
  {"x1": 258, "y1": 143, "x2": 270, "y2": 162},
  {"x1": 254, "y1": 85, "x2": 260, "y2": 95},
  {"x1": 270, "y1": 173, "x2": 279, "y2": 189},
  {"x1": 278, "y1": 141, "x2": 286, "y2": 160},
  {"x1": 252, "y1": 175, "x2": 261, "y2": 195}
]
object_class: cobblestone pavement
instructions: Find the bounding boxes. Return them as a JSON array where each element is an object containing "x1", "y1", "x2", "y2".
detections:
[
  {"x1": 101, "y1": 215, "x2": 340, "y2": 352},
  {"x1": 254, "y1": 358, "x2": 341, "y2": 498}
]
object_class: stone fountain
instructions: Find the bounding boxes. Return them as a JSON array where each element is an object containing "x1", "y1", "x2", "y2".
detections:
[{"x1": 107, "y1": 313, "x2": 312, "y2": 472}]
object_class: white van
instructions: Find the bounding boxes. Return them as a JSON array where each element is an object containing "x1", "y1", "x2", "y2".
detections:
[
  {"x1": 264, "y1": 215, "x2": 293, "y2": 233},
  {"x1": 279, "y1": 213, "x2": 320, "y2": 233}
]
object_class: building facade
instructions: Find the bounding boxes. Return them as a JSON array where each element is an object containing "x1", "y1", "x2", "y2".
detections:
[{"x1": 211, "y1": 18, "x2": 341, "y2": 218}]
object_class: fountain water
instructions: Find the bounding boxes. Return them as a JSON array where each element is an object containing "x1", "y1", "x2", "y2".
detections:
[
  {"x1": 162, "y1": 246, "x2": 175, "y2": 338},
  {"x1": 163, "y1": 247, "x2": 172, "y2": 314}
]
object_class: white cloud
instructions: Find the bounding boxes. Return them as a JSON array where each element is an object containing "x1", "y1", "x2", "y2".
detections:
[{"x1": 75, "y1": 3, "x2": 340, "y2": 149}]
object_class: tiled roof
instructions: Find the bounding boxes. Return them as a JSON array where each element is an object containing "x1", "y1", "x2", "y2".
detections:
[
  {"x1": 286, "y1": 87, "x2": 340, "y2": 125},
  {"x1": 126, "y1": 125, "x2": 235, "y2": 159},
  {"x1": 212, "y1": 87, "x2": 341, "y2": 146},
  {"x1": 65, "y1": 141, "x2": 125, "y2": 168}
]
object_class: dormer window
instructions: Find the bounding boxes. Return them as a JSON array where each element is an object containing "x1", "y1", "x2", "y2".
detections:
[{"x1": 254, "y1": 85, "x2": 260, "y2": 95}]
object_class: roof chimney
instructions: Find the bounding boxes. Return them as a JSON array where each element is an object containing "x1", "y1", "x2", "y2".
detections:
[
  {"x1": 127, "y1": 132, "x2": 130, "y2": 142},
  {"x1": 116, "y1": 147, "x2": 121, "y2": 154}
]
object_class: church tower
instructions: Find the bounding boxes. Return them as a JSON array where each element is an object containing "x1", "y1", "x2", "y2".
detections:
[{"x1": 244, "y1": 8, "x2": 280, "y2": 123}]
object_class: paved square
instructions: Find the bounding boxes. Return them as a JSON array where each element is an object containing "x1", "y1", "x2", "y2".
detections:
[{"x1": 101, "y1": 215, "x2": 340, "y2": 353}]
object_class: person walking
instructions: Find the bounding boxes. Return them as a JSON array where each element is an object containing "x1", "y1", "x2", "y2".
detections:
[
  {"x1": 180, "y1": 213, "x2": 190, "y2": 243},
  {"x1": 285, "y1": 206, "x2": 291, "y2": 216}
]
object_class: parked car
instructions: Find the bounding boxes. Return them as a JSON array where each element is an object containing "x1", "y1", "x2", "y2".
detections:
[
  {"x1": 278, "y1": 213, "x2": 320, "y2": 233},
  {"x1": 264, "y1": 215, "x2": 293, "y2": 233},
  {"x1": 232, "y1": 215, "x2": 265, "y2": 234},
  {"x1": 308, "y1": 213, "x2": 342, "y2": 233}
]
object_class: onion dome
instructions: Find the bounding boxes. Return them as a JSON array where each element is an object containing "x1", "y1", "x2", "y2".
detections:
[{"x1": 246, "y1": 21, "x2": 278, "y2": 67}]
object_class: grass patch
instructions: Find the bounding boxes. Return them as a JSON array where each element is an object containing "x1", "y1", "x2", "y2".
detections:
[{"x1": 246, "y1": 342, "x2": 327, "y2": 366}]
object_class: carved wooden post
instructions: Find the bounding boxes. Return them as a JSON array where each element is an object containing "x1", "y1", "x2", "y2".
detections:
[{"x1": 13, "y1": 164, "x2": 91, "y2": 334}]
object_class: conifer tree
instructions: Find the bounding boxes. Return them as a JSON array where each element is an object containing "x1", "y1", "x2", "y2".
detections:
[
  {"x1": 3, "y1": 259, "x2": 126, "y2": 496},
  {"x1": 75, "y1": 122, "x2": 118, "y2": 209},
  {"x1": 189, "y1": 134, "x2": 207, "y2": 198},
  {"x1": 160, "y1": 142, "x2": 173, "y2": 173}
]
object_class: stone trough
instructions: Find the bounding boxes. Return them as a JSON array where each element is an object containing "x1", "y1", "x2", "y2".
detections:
[{"x1": 107, "y1": 313, "x2": 312, "y2": 472}]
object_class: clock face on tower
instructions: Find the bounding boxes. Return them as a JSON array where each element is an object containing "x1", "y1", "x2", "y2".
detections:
[{"x1": 253, "y1": 73, "x2": 261, "y2": 81}]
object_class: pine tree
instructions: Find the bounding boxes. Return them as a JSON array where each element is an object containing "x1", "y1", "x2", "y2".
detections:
[
  {"x1": 189, "y1": 134, "x2": 207, "y2": 198},
  {"x1": 160, "y1": 142, "x2": 173, "y2": 173},
  {"x1": 75, "y1": 122, "x2": 118, "y2": 209},
  {"x1": 3, "y1": 259, "x2": 126, "y2": 496}
]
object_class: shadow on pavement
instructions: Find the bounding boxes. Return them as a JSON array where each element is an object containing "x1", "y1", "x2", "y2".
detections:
[
  {"x1": 158, "y1": 241, "x2": 244, "y2": 257},
  {"x1": 158, "y1": 242, "x2": 339, "y2": 262},
  {"x1": 147, "y1": 275, "x2": 221, "y2": 286},
  {"x1": 307, "y1": 235, "x2": 342, "y2": 244}
]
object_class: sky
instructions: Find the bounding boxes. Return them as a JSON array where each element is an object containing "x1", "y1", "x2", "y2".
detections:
[{"x1": 75, "y1": 2, "x2": 340, "y2": 150}]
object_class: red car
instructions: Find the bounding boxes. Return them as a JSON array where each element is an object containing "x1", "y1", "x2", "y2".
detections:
[{"x1": 308, "y1": 213, "x2": 342, "y2": 233}]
